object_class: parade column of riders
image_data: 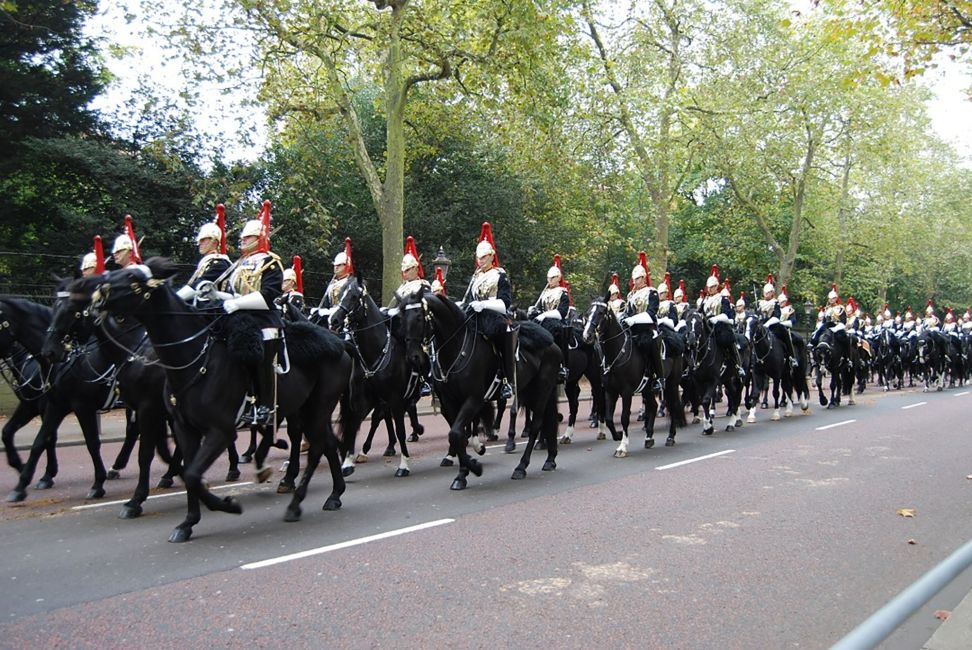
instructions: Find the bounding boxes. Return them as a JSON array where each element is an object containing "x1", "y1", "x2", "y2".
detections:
[{"x1": 69, "y1": 208, "x2": 971, "y2": 443}]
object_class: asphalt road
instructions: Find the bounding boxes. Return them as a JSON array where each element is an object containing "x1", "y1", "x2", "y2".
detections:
[{"x1": 1, "y1": 385, "x2": 971, "y2": 648}]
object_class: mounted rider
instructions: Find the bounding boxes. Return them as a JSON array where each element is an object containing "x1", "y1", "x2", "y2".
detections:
[
  {"x1": 902, "y1": 307, "x2": 916, "y2": 336},
  {"x1": 620, "y1": 252, "x2": 666, "y2": 392},
  {"x1": 734, "y1": 292, "x2": 748, "y2": 330},
  {"x1": 923, "y1": 299, "x2": 949, "y2": 361},
  {"x1": 79, "y1": 235, "x2": 105, "y2": 278},
  {"x1": 673, "y1": 279, "x2": 689, "y2": 321},
  {"x1": 388, "y1": 236, "x2": 433, "y2": 396},
  {"x1": 812, "y1": 283, "x2": 851, "y2": 365},
  {"x1": 962, "y1": 309, "x2": 972, "y2": 333},
  {"x1": 607, "y1": 273, "x2": 626, "y2": 318},
  {"x1": 314, "y1": 238, "x2": 354, "y2": 323},
  {"x1": 758, "y1": 274, "x2": 798, "y2": 367},
  {"x1": 701, "y1": 265, "x2": 746, "y2": 378},
  {"x1": 943, "y1": 308, "x2": 959, "y2": 336},
  {"x1": 176, "y1": 204, "x2": 231, "y2": 303},
  {"x1": 111, "y1": 215, "x2": 142, "y2": 270},
  {"x1": 223, "y1": 200, "x2": 284, "y2": 427},
  {"x1": 529, "y1": 254, "x2": 571, "y2": 383},
  {"x1": 430, "y1": 267, "x2": 446, "y2": 297},
  {"x1": 779, "y1": 285, "x2": 796, "y2": 327},
  {"x1": 276, "y1": 256, "x2": 306, "y2": 320},
  {"x1": 460, "y1": 222, "x2": 515, "y2": 401}
]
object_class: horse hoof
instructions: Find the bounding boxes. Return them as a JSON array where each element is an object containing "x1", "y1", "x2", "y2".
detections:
[
  {"x1": 157, "y1": 477, "x2": 175, "y2": 489},
  {"x1": 168, "y1": 528, "x2": 192, "y2": 543},
  {"x1": 382, "y1": 446, "x2": 396, "y2": 457},
  {"x1": 225, "y1": 469, "x2": 241, "y2": 482},
  {"x1": 354, "y1": 453, "x2": 369, "y2": 463},
  {"x1": 644, "y1": 438, "x2": 655, "y2": 449},
  {"x1": 665, "y1": 437, "x2": 675, "y2": 447},
  {"x1": 5, "y1": 489, "x2": 26, "y2": 503},
  {"x1": 107, "y1": 469, "x2": 121, "y2": 480},
  {"x1": 450, "y1": 478, "x2": 467, "y2": 490},
  {"x1": 771, "y1": 414, "x2": 781, "y2": 421},
  {"x1": 86, "y1": 487, "x2": 105, "y2": 499},
  {"x1": 485, "y1": 433, "x2": 499, "y2": 442},
  {"x1": 395, "y1": 468, "x2": 410, "y2": 478},
  {"x1": 35, "y1": 477, "x2": 54, "y2": 490},
  {"x1": 535, "y1": 439, "x2": 547, "y2": 450},
  {"x1": 596, "y1": 432, "x2": 606, "y2": 441},
  {"x1": 440, "y1": 457, "x2": 454, "y2": 467},
  {"x1": 848, "y1": 399, "x2": 856, "y2": 406},
  {"x1": 511, "y1": 468, "x2": 527, "y2": 480},
  {"x1": 691, "y1": 416, "x2": 701, "y2": 424},
  {"x1": 323, "y1": 497, "x2": 342, "y2": 511},
  {"x1": 476, "y1": 445, "x2": 486, "y2": 456},
  {"x1": 819, "y1": 396, "x2": 828, "y2": 406},
  {"x1": 542, "y1": 460, "x2": 556, "y2": 471},
  {"x1": 747, "y1": 416, "x2": 756, "y2": 424},
  {"x1": 256, "y1": 467, "x2": 273, "y2": 483},
  {"x1": 284, "y1": 507, "x2": 302, "y2": 522},
  {"x1": 342, "y1": 466, "x2": 355, "y2": 477},
  {"x1": 560, "y1": 436, "x2": 572, "y2": 444},
  {"x1": 702, "y1": 428, "x2": 713, "y2": 436},
  {"x1": 274, "y1": 439, "x2": 288, "y2": 450},
  {"x1": 760, "y1": 402, "x2": 768, "y2": 409},
  {"x1": 240, "y1": 454, "x2": 253, "y2": 464},
  {"x1": 504, "y1": 440, "x2": 516, "y2": 454},
  {"x1": 735, "y1": 418, "x2": 743, "y2": 427},
  {"x1": 801, "y1": 406, "x2": 810, "y2": 413},
  {"x1": 408, "y1": 433, "x2": 419, "y2": 442},
  {"x1": 726, "y1": 425, "x2": 734, "y2": 432},
  {"x1": 613, "y1": 450, "x2": 628, "y2": 458},
  {"x1": 118, "y1": 504, "x2": 142, "y2": 519},
  {"x1": 221, "y1": 496, "x2": 243, "y2": 514},
  {"x1": 276, "y1": 482, "x2": 294, "y2": 494},
  {"x1": 467, "y1": 458, "x2": 484, "y2": 477},
  {"x1": 826, "y1": 403, "x2": 836, "y2": 410}
]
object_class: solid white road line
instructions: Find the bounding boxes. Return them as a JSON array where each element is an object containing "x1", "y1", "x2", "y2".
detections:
[
  {"x1": 815, "y1": 419, "x2": 856, "y2": 431},
  {"x1": 72, "y1": 482, "x2": 255, "y2": 511},
  {"x1": 241, "y1": 518, "x2": 456, "y2": 570},
  {"x1": 655, "y1": 449, "x2": 735, "y2": 471},
  {"x1": 901, "y1": 401, "x2": 927, "y2": 410},
  {"x1": 956, "y1": 391, "x2": 970, "y2": 397}
]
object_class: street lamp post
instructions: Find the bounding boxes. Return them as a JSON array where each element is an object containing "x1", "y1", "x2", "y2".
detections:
[
  {"x1": 803, "y1": 299, "x2": 815, "y2": 341},
  {"x1": 432, "y1": 246, "x2": 451, "y2": 280}
]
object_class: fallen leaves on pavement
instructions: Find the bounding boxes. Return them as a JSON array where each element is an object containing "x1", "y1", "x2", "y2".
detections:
[{"x1": 896, "y1": 508, "x2": 916, "y2": 518}]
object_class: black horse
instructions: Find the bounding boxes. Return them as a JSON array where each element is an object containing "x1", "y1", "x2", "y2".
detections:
[
  {"x1": 744, "y1": 316, "x2": 792, "y2": 423},
  {"x1": 401, "y1": 290, "x2": 561, "y2": 489},
  {"x1": 2, "y1": 297, "x2": 112, "y2": 503},
  {"x1": 72, "y1": 258, "x2": 353, "y2": 541},
  {"x1": 915, "y1": 329, "x2": 944, "y2": 392},
  {"x1": 814, "y1": 327, "x2": 855, "y2": 408},
  {"x1": 873, "y1": 327, "x2": 903, "y2": 391},
  {"x1": 41, "y1": 290, "x2": 187, "y2": 518},
  {"x1": 682, "y1": 309, "x2": 746, "y2": 434},
  {"x1": 0, "y1": 300, "x2": 57, "y2": 484},
  {"x1": 582, "y1": 299, "x2": 681, "y2": 455},
  {"x1": 327, "y1": 275, "x2": 419, "y2": 478}
]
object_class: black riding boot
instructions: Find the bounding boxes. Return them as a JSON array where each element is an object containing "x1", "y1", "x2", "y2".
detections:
[
  {"x1": 649, "y1": 329, "x2": 666, "y2": 393},
  {"x1": 726, "y1": 336, "x2": 746, "y2": 378},
  {"x1": 253, "y1": 338, "x2": 280, "y2": 426},
  {"x1": 499, "y1": 326, "x2": 517, "y2": 400},
  {"x1": 774, "y1": 324, "x2": 798, "y2": 367},
  {"x1": 557, "y1": 325, "x2": 570, "y2": 383}
]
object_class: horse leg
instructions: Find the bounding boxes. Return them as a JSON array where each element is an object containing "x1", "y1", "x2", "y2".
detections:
[
  {"x1": 541, "y1": 391, "x2": 559, "y2": 471},
  {"x1": 561, "y1": 380, "x2": 580, "y2": 444},
  {"x1": 771, "y1": 378, "x2": 781, "y2": 421},
  {"x1": 119, "y1": 404, "x2": 165, "y2": 519},
  {"x1": 284, "y1": 415, "x2": 345, "y2": 521},
  {"x1": 75, "y1": 407, "x2": 108, "y2": 499},
  {"x1": 224, "y1": 432, "x2": 241, "y2": 482},
  {"x1": 170, "y1": 428, "x2": 241, "y2": 543},
  {"x1": 450, "y1": 398, "x2": 485, "y2": 490},
  {"x1": 614, "y1": 393, "x2": 631, "y2": 458},
  {"x1": 2, "y1": 401, "x2": 38, "y2": 473},
  {"x1": 239, "y1": 425, "x2": 256, "y2": 464},
  {"x1": 701, "y1": 387, "x2": 715, "y2": 436},
  {"x1": 644, "y1": 391, "x2": 657, "y2": 449},
  {"x1": 407, "y1": 400, "x2": 425, "y2": 442},
  {"x1": 504, "y1": 398, "x2": 519, "y2": 453},
  {"x1": 108, "y1": 408, "x2": 139, "y2": 479},
  {"x1": 748, "y1": 374, "x2": 761, "y2": 423},
  {"x1": 252, "y1": 423, "x2": 276, "y2": 483},
  {"x1": 604, "y1": 390, "x2": 621, "y2": 442},
  {"x1": 392, "y1": 406, "x2": 411, "y2": 477}
]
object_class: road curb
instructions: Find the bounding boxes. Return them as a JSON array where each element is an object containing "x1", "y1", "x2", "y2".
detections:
[{"x1": 922, "y1": 590, "x2": 972, "y2": 650}]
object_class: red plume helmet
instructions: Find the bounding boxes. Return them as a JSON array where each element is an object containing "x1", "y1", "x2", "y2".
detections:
[
  {"x1": 404, "y1": 235, "x2": 425, "y2": 279},
  {"x1": 710, "y1": 264, "x2": 720, "y2": 280},
  {"x1": 124, "y1": 215, "x2": 142, "y2": 264},
  {"x1": 638, "y1": 251, "x2": 650, "y2": 286},
  {"x1": 293, "y1": 256, "x2": 303, "y2": 294},
  {"x1": 927, "y1": 298, "x2": 934, "y2": 308},
  {"x1": 678, "y1": 278, "x2": 687, "y2": 302},
  {"x1": 663, "y1": 271, "x2": 671, "y2": 293},
  {"x1": 739, "y1": 291, "x2": 746, "y2": 300},
  {"x1": 553, "y1": 254, "x2": 567, "y2": 288},
  {"x1": 433, "y1": 267, "x2": 446, "y2": 293},
  {"x1": 215, "y1": 204, "x2": 227, "y2": 255},
  {"x1": 257, "y1": 200, "x2": 272, "y2": 254},
  {"x1": 343, "y1": 238, "x2": 354, "y2": 275},
  {"x1": 767, "y1": 273, "x2": 774, "y2": 285},
  {"x1": 477, "y1": 222, "x2": 499, "y2": 268},
  {"x1": 93, "y1": 235, "x2": 105, "y2": 274},
  {"x1": 723, "y1": 277, "x2": 732, "y2": 300},
  {"x1": 610, "y1": 272, "x2": 620, "y2": 294}
]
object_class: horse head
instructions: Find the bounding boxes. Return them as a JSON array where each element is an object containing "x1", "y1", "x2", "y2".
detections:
[
  {"x1": 328, "y1": 274, "x2": 366, "y2": 332},
  {"x1": 583, "y1": 300, "x2": 607, "y2": 345},
  {"x1": 400, "y1": 289, "x2": 432, "y2": 371},
  {"x1": 84, "y1": 257, "x2": 179, "y2": 320},
  {"x1": 42, "y1": 279, "x2": 94, "y2": 363}
]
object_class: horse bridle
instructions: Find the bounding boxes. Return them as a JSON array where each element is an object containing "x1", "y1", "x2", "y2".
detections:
[{"x1": 339, "y1": 285, "x2": 394, "y2": 379}]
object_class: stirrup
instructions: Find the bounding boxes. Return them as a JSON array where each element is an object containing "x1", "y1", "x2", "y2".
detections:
[
  {"x1": 253, "y1": 405, "x2": 275, "y2": 426},
  {"x1": 557, "y1": 366, "x2": 568, "y2": 383},
  {"x1": 419, "y1": 381, "x2": 432, "y2": 397},
  {"x1": 499, "y1": 381, "x2": 513, "y2": 400}
]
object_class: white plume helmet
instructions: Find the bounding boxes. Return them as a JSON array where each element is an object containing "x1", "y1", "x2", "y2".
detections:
[
  {"x1": 401, "y1": 253, "x2": 419, "y2": 272},
  {"x1": 547, "y1": 266, "x2": 561, "y2": 280},
  {"x1": 630, "y1": 265, "x2": 646, "y2": 281},
  {"x1": 197, "y1": 222, "x2": 222, "y2": 243},
  {"x1": 333, "y1": 251, "x2": 348, "y2": 266},
  {"x1": 282, "y1": 268, "x2": 297, "y2": 284},
  {"x1": 80, "y1": 252, "x2": 97, "y2": 271},
  {"x1": 240, "y1": 219, "x2": 262, "y2": 239},
  {"x1": 475, "y1": 239, "x2": 494, "y2": 258},
  {"x1": 112, "y1": 233, "x2": 133, "y2": 254},
  {"x1": 608, "y1": 283, "x2": 620, "y2": 296}
]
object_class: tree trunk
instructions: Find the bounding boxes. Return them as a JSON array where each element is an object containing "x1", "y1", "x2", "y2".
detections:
[
  {"x1": 380, "y1": 5, "x2": 407, "y2": 304},
  {"x1": 833, "y1": 138, "x2": 852, "y2": 285}
]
